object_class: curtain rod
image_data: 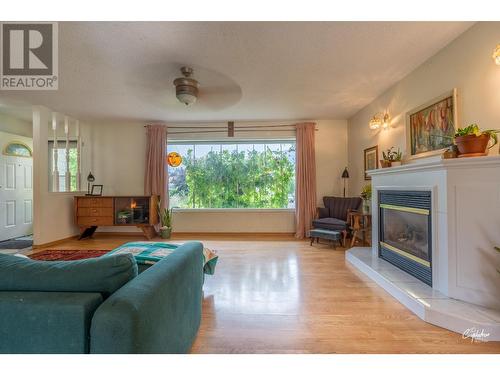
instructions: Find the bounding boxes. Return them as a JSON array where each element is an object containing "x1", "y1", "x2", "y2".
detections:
[
  {"x1": 143, "y1": 124, "x2": 308, "y2": 129},
  {"x1": 168, "y1": 128, "x2": 318, "y2": 135}
]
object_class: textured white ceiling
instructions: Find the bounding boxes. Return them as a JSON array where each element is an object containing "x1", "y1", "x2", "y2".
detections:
[{"x1": 0, "y1": 21, "x2": 473, "y2": 123}]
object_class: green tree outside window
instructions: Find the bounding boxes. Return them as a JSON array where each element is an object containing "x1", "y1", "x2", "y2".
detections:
[{"x1": 168, "y1": 142, "x2": 295, "y2": 209}]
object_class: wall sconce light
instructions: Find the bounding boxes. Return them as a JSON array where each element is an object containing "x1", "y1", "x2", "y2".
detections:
[
  {"x1": 493, "y1": 44, "x2": 500, "y2": 65},
  {"x1": 369, "y1": 112, "x2": 390, "y2": 130}
]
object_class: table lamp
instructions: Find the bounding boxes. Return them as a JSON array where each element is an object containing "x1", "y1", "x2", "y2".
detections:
[{"x1": 86, "y1": 172, "x2": 95, "y2": 195}]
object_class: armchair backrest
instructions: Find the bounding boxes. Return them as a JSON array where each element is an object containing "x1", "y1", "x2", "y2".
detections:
[{"x1": 323, "y1": 196, "x2": 362, "y2": 221}]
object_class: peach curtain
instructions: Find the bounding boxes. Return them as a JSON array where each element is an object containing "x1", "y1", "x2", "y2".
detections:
[
  {"x1": 144, "y1": 124, "x2": 168, "y2": 209},
  {"x1": 295, "y1": 122, "x2": 317, "y2": 239}
]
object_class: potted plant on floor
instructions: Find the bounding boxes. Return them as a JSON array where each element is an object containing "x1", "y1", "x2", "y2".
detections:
[
  {"x1": 454, "y1": 124, "x2": 499, "y2": 157},
  {"x1": 360, "y1": 184, "x2": 372, "y2": 214},
  {"x1": 157, "y1": 202, "x2": 173, "y2": 239}
]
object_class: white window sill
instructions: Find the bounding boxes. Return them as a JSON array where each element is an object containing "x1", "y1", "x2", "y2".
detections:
[{"x1": 173, "y1": 208, "x2": 295, "y2": 213}]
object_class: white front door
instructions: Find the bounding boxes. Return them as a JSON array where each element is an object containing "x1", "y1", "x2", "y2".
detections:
[{"x1": 0, "y1": 155, "x2": 33, "y2": 241}]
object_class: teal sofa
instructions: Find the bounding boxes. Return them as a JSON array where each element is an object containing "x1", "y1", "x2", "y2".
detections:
[{"x1": 0, "y1": 241, "x2": 204, "y2": 354}]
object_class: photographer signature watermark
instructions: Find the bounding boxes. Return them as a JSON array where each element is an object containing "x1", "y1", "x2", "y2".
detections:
[{"x1": 462, "y1": 327, "x2": 490, "y2": 343}]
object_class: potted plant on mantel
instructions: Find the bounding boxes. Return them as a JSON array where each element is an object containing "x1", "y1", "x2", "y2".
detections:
[
  {"x1": 454, "y1": 124, "x2": 499, "y2": 157},
  {"x1": 157, "y1": 201, "x2": 173, "y2": 239},
  {"x1": 380, "y1": 147, "x2": 403, "y2": 168}
]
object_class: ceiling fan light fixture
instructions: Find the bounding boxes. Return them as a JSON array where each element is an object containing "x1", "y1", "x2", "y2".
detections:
[{"x1": 173, "y1": 66, "x2": 199, "y2": 106}]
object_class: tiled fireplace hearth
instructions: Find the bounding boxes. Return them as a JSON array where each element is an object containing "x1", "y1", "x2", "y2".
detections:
[{"x1": 347, "y1": 156, "x2": 500, "y2": 340}]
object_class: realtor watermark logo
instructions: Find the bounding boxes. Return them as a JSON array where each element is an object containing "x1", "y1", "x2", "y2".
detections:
[
  {"x1": 462, "y1": 327, "x2": 490, "y2": 343},
  {"x1": 0, "y1": 22, "x2": 58, "y2": 90}
]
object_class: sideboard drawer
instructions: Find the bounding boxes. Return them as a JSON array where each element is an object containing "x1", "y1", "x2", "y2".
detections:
[
  {"x1": 77, "y1": 207, "x2": 113, "y2": 217},
  {"x1": 77, "y1": 197, "x2": 113, "y2": 208},
  {"x1": 77, "y1": 216, "x2": 114, "y2": 226}
]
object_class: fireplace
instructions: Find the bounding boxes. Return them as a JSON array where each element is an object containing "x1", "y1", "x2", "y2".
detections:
[{"x1": 378, "y1": 190, "x2": 432, "y2": 286}]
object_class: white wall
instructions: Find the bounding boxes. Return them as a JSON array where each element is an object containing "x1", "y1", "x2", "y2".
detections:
[
  {"x1": 347, "y1": 22, "x2": 500, "y2": 195},
  {"x1": 90, "y1": 119, "x2": 347, "y2": 233},
  {"x1": 0, "y1": 130, "x2": 33, "y2": 152},
  {"x1": 0, "y1": 112, "x2": 32, "y2": 138},
  {"x1": 32, "y1": 106, "x2": 92, "y2": 245}
]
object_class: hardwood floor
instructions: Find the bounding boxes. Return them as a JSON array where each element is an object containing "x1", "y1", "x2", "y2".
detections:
[{"x1": 36, "y1": 234, "x2": 500, "y2": 354}]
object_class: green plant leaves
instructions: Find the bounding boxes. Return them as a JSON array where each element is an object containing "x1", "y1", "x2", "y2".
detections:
[{"x1": 169, "y1": 144, "x2": 295, "y2": 209}]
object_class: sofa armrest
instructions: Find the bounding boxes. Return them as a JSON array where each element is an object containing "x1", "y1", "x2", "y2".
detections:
[
  {"x1": 90, "y1": 242, "x2": 204, "y2": 354},
  {"x1": 0, "y1": 291, "x2": 103, "y2": 353},
  {"x1": 317, "y1": 207, "x2": 329, "y2": 219}
]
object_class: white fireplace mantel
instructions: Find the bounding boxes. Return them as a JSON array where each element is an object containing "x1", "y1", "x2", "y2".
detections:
[
  {"x1": 346, "y1": 155, "x2": 500, "y2": 340},
  {"x1": 369, "y1": 155, "x2": 500, "y2": 175}
]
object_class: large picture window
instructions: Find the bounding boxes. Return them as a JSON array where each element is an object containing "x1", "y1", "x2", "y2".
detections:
[{"x1": 168, "y1": 140, "x2": 295, "y2": 209}]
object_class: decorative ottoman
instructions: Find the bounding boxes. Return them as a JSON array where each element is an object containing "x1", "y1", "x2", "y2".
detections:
[{"x1": 309, "y1": 228, "x2": 343, "y2": 249}]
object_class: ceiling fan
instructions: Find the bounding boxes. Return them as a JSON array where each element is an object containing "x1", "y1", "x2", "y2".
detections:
[
  {"x1": 127, "y1": 63, "x2": 242, "y2": 110},
  {"x1": 173, "y1": 66, "x2": 199, "y2": 106}
]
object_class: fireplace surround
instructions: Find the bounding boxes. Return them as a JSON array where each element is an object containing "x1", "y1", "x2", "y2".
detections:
[{"x1": 346, "y1": 156, "x2": 500, "y2": 339}]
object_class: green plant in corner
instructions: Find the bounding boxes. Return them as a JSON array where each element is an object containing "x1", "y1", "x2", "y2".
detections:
[
  {"x1": 360, "y1": 184, "x2": 372, "y2": 213},
  {"x1": 360, "y1": 184, "x2": 372, "y2": 201},
  {"x1": 157, "y1": 199, "x2": 173, "y2": 239}
]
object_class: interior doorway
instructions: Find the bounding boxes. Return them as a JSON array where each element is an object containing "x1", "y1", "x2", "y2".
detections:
[{"x1": 0, "y1": 152, "x2": 33, "y2": 242}]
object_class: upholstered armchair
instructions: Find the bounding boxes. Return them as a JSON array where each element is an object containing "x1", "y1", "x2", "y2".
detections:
[{"x1": 312, "y1": 196, "x2": 362, "y2": 232}]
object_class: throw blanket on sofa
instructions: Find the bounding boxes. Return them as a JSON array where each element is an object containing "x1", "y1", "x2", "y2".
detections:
[{"x1": 104, "y1": 242, "x2": 218, "y2": 275}]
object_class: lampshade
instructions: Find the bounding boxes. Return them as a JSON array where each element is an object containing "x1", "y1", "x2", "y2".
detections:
[
  {"x1": 341, "y1": 167, "x2": 349, "y2": 178},
  {"x1": 176, "y1": 91, "x2": 198, "y2": 106},
  {"x1": 87, "y1": 172, "x2": 95, "y2": 183}
]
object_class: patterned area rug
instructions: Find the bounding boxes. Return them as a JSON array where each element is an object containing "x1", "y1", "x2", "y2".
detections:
[{"x1": 29, "y1": 249, "x2": 109, "y2": 261}]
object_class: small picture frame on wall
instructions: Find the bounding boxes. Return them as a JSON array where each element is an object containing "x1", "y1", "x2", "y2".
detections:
[
  {"x1": 90, "y1": 184, "x2": 103, "y2": 196},
  {"x1": 364, "y1": 146, "x2": 378, "y2": 180}
]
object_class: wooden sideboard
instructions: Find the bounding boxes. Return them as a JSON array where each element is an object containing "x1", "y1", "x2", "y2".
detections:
[{"x1": 74, "y1": 195, "x2": 158, "y2": 240}]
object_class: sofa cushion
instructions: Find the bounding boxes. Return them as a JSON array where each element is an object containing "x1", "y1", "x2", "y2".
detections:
[
  {"x1": 312, "y1": 217, "x2": 348, "y2": 231},
  {"x1": 0, "y1": 291, "x2": 103, "y2": 354},
  {"x1": 323, "y1": 196, "x2": 362, "y2": 220},
  {"x1": 0, "y1": 253, "x2": 137, "y2": 296}
]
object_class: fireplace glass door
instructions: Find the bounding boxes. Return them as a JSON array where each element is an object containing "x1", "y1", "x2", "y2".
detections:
[{"x1": 381, "y1": 206, "x2": 430, "y2": 265}]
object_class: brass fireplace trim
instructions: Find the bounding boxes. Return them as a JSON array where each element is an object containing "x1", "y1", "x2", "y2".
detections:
[
  {"x1": 380, "y1": 241, "x2": 431, "y2": 267},
  {"x1": 379, "y1": 203, "x2": 429, "y2": 216}
]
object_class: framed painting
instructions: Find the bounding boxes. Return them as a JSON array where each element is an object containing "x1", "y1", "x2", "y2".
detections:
[
  {"x1": 406, "y1": 88, "x2": 458, "y2": 160},
  {"x1": 364, "y1": 145, "x2": 378, "y2": 180}
]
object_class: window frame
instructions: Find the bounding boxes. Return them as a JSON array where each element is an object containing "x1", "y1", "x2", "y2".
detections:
[
  {"x1": 47, "y1": 139, "x2": 80, "y2": 193},
  {"x1": 167, "y1": 138, "x2": 296, "y2": 211},
  {"x1": 2, "y1": 141, "x2": 32, "y2": 158}
]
